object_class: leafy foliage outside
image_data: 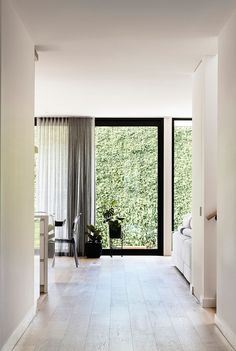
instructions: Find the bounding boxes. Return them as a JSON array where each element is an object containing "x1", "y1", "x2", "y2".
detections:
[
  {"x1": 96, "y1": 127, "x2": 158, "y2": 249},
  {"x1": 95, "y1": 125, "x2": 192, "y2": 248},
  {"x1": 174, "y1": 126, "x2": 192, "y2": 230}
]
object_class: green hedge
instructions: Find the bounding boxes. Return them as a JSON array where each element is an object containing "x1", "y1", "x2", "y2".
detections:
[
  {"x1": 95, "y1": 125, "x2": 192, "y2": 248},
  {"x1": 173, "y1": 127, "x2": 192, "y2": 230}
]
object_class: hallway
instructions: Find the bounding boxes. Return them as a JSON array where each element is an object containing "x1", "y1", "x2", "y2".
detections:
[{"x1": 14, "y1": 257, "x2": 233, "y2": 351}]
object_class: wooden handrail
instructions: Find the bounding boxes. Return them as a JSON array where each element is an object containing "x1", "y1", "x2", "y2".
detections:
[{"x1": 206, "y1": 210, "x2": 217, "y2": 221}]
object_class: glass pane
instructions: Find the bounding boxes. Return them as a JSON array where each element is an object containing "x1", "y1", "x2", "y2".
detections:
[
  {"x1": 174, "y1": 120, "x2": 192, "y2": 230},
  {"x1": 96, "y1": 126, "x2": 158, "y2": 249}
]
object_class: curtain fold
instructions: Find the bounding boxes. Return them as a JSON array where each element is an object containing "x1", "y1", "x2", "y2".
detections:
[
  {"x1": 35, "y1": 117, "x2": 69, "y2": 252},
  {"x1": 36, "y1": 116, "x2": 95, "y2": 257},
  {"x1": 67, "y1": 117, "x2": 95, "y2": 256}
]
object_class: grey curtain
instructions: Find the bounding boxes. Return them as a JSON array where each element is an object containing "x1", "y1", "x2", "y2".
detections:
[{"x1": 67, "y1": 117, "x2": 95, "y2": 256}]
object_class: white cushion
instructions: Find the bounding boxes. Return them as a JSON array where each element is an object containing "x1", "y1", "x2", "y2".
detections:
[
  {"x1": 182, "y1": 228, "x2": 192, "y2": 237},
  {"x1": 182, "y1": 213, "x2": 192, "y2": 228},
  {"x1": 189, "y1": 217, "x2": 193, "y2": 229}
]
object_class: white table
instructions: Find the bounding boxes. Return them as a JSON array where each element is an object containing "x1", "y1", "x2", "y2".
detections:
[{"x1": 34, "y1": 212, "x2": 49, "y2": 294}]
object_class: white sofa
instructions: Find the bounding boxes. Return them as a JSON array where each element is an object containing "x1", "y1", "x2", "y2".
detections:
[{"x1": 172, "y1": 214, "x2": 192, "y2": 283}]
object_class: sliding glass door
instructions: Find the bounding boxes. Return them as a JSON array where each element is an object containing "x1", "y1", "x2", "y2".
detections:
[{"x1": 95, "y1": 119, "x2": 163, "y2": 255}]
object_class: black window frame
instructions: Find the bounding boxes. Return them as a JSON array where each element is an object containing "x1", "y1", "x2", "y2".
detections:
[{"x1": 95, "y1": 118, "x2": 164, "y2": 256}]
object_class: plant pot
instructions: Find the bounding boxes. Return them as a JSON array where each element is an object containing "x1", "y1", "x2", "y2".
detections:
[
  {"x1": 85, "y1": 242, "x2": 102, "y2": 258},
  {"x1": 48, "y1": 240, "x2": 55, "y2": 258},
  {"x1": 109, "y1": 225, "x2": 122, "y2": 239}
]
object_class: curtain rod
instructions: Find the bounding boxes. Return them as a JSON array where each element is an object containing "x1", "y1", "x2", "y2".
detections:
[{"x1": 34, "y1": 116, "x2": 93, "y2": 126}]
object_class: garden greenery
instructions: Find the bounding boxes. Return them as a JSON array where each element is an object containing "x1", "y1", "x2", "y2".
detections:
[
  {"x1": 95, "y1": 125, "x2": 192, "y2": 248},
  {"x1": 174, "y1": 126, "x2": 192, "y2": 230}
]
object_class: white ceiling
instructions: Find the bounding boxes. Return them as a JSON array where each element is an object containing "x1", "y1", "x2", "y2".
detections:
[{"x1": 13, "y1": 0, "x2": 236, "y2": 117}]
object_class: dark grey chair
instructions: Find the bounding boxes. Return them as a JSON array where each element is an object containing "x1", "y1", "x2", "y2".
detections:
[{"x1": 53, "y1": 215, "x2": 80, "y2": 268}]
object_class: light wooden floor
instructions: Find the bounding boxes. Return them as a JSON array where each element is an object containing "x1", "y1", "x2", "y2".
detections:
[{"x1": 14, "y1": 256, "x2": 233, "y2": 351}]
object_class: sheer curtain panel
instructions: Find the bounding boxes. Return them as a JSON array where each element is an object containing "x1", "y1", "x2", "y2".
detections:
[{"x1": 35, "y1": 118, "x2": 69, "y2": 251}]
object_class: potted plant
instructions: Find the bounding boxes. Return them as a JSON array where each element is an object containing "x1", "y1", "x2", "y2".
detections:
[
  {"x1": 103, "y1": 204, "x2": 124, "y2": 239},
  {"x1": 85, "y1": 224, "x2": 102, "y2": 258}
]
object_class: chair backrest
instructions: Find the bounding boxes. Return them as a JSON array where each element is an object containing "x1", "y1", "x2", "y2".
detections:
[
  {"x1": 48, "y1": 214, "x2": 55, "y2": 240},
  {"x1": 55, "y1": 219, "x2": 66, "y2": 227},
  {"x1": 72, "y1": 214, "x2": 81, "y2": 237}
]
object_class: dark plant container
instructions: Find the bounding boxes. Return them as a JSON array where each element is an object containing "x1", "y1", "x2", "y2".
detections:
[
  {"x1": 48, "y1": 240, "x2": 55, "y2": 258},
  {"x1": 85, "y1": 242, "x2": 102, "y2": 258},
  {"x1": 109, "y1": 225, "x2": 122, "y2": 239}
]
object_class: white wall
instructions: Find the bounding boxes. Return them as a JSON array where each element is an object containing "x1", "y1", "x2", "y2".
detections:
[
  {"x1": 192, "y1": 56, "x2": 217, "y2": 308},
  {"x1": 192, "y1": 62, "x2": 204, "y2": 299},
  {"x1": 216, "y1": 9, "x2": 236, "y2": 348},
  {"x1": 0, "y1": 0, "x2": 35, "y2": 349},
  {"x1": 35, "y1": 73, "x2": 192, "y2": 118},
  {"x1": 203, "y1": 58, "x2": 218, "y2": 303}
]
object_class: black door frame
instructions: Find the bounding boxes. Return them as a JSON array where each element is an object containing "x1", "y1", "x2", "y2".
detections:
[{"x1": 95, "y1": 118, "x2": 164, "y2": 256}]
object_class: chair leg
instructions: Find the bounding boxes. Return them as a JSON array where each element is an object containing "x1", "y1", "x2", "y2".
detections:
[
  {"x1": 121, "y1": 233, "x2": 123, "y2": 257},
  {"x1": 52, "y1": 253, "x2": 55, "y2": 267},
  {"x1": 72, "y1": 242, "x2": 79, "y2": 267},
  {"x1": 74, "y1": 247, "x2": 79, "y2": 268},
  {"x1": 110, "y1": 238, "x2": 112, "y2": 257}
]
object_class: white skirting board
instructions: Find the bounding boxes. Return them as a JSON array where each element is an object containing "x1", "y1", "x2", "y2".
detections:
[
  {"x1": 190, "y1": 284, "x2": 195, "y2": 296},
  {"x1": 200, "y1": 296, "x2": 216, "y2": 308},
  {"x1": 215, "y1": 314, "x2": 236, "y2": 350},
  {"x1": 1, "y1": 305, "x2": 36, "y2": 351},
  {"x1": 190, "y1": 285, "x2": 216, "y2": 308}
]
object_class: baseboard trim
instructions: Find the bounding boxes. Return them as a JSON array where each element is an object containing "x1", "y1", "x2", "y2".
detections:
[
  {"x1": 200, "y1": 296, "x2": 216, "y2": 308},
  {"x1": 215, "y1": 314, "x2": 236, "y2": 350},
  {"x1": 190, "y1": 285, "x2": 201, "y2": 304},
  {"x1": 1, "y1": 305, "x2": 36, "y2": 351},
  {"x1": 190, "y1": 284, "x2": 194, "y2": 295}
]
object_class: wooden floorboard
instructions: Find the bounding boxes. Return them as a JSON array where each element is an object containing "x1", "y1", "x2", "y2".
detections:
[{"x1": 14, "y1": 256, "x2": 234, "y2": 351}]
